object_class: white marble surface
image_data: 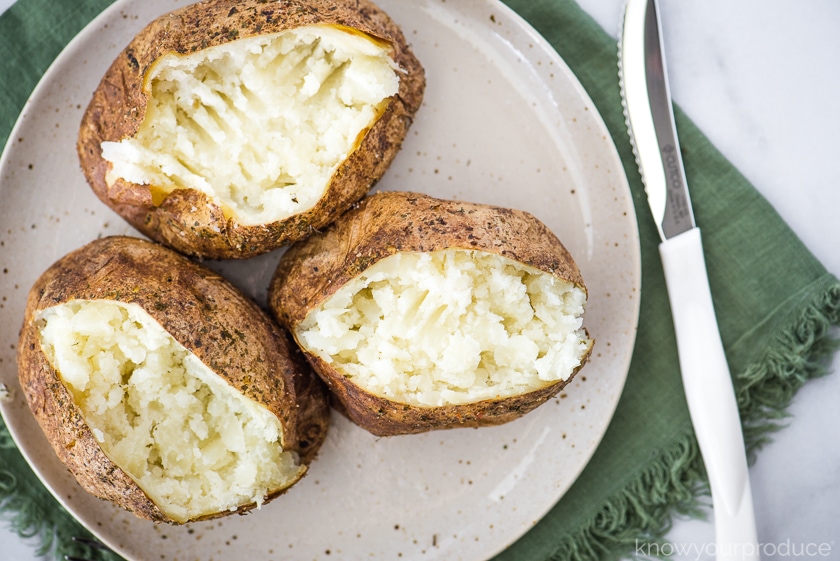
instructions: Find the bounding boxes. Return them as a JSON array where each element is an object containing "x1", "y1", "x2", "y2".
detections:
[{"x1": 1, "y1": 0, "x2": 838, "y2": 560}]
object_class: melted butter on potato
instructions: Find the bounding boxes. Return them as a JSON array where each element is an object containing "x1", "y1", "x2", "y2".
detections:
[
  {"x1": 296, "y1": 249, "x2": 592, "y2": 407},
  {"x1": 37, "y1": 300, "x2": 303, "y2": 523},
  {"x1": 101, "y1": 25, "x2": 399, "y2": 225}
]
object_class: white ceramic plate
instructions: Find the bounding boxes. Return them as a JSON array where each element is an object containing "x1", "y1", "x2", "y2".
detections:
[{"x1": 0, "y1": 1, "x2": 640, "y2": 559}]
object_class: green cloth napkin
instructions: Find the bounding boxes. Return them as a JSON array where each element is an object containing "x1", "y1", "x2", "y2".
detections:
[{"x1": 2, "y1": 1, "x2": 838, "y2": 560}]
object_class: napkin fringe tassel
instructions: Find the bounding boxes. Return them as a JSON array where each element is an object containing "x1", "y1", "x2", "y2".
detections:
[
  {"x1": 544, "y1": 282, "x2": 840, "y2": 561},
  {"x1": 737, "y1": 283, "x2": 840, "y2": 461}
]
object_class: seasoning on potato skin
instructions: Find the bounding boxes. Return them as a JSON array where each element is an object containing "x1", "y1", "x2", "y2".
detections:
[
  {"x1": 269, "y1": 191, "x2": 594, "y2": 436},
  {"x1": 77, "y1": 0, "x2": 425, "y2": 259},
  {"x1": 17, "y1": 236, "x2": 330, "y2": 523}
]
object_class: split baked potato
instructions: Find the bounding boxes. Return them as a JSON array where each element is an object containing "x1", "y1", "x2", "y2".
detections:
[
  {"x1": 78, "y1": 0, "x2": 425, "y2": 259},
  {"x1": 17, "y1": 236, "x2": 330, "y2": 523},
  {"x1": 269, "y1": 191, "x2": 594, "y2": 436}
]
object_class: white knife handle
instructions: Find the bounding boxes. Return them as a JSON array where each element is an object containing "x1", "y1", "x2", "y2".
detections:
[{"x1": 659, "y1": 228, "x2": 760, "y2": 561}]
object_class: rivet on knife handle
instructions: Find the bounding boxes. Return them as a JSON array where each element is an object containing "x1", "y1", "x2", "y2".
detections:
[{"x1": 619, "y1": 0, "x2": 761, "y2": 559}]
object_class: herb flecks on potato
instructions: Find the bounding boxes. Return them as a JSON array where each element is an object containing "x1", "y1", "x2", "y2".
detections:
[
  {"x1": 78, "y1": 0, "x2": 425, "y2": 259},
  {"x1": 269, "y1": 192, "x2": 594, "y2": 436}
]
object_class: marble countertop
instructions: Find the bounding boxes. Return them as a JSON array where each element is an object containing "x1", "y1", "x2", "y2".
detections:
[{"x1": 2, "y1": 0, "x2": 838, "y2": 559}]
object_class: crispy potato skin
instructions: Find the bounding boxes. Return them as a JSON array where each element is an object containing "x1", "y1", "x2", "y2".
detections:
[
  {"x1": 77, "y1": 0, "x2": 425, "y2": 259},
  {"x1": 269, "y1": 191, "x2": 592, "y2": 436},
  {"x1": 17, "y1": 236, "x2": 330, "y2": 523}
]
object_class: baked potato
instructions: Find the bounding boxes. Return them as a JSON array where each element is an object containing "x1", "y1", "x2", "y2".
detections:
[
  {"x1": 77, "y1": 0, "x2": 425, "y2": 259},
  {"x1": 269, "y1": 191, "x2": 594, "y2": 436},
  {"x1": 17, "y1": 236, "x2": 330, "y2": 523}
]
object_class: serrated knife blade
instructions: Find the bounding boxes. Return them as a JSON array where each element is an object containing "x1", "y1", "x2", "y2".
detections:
[
  {"x1": 619, "y1": 1, "x2": 761, "y2": 559},
  {"x1": 619, "y1": 0, "x2": 694, "y2": 240}
]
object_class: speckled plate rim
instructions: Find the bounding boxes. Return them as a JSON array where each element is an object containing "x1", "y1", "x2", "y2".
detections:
[{"x1": 0, "y1": 1, "x2": 641, "y2": 560}]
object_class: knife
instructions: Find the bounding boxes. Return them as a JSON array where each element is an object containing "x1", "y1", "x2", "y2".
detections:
[{"x1": 618, "y1": 1, "x2": 761, "y2": 559}]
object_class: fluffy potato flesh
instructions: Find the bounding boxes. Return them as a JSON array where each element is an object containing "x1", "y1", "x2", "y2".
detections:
[
  {"x1": 37, "y1": 300, "x2": 303, "y2": 523},
  {"x1": 101, "y1": 24, "x2": 399, "y2": 225},
  {"x1": 296, "y1": 249, "x2": 592, "y2": 407}
]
